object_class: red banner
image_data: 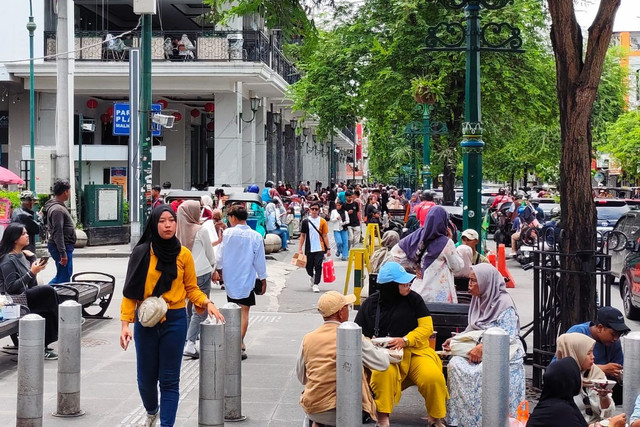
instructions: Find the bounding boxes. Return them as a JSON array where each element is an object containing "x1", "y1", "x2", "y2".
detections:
[{"x1": 356, "y1": 123, "x2": 363, "y2": 160}]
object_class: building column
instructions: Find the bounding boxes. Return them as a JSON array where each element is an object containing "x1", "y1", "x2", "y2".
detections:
[
  {"x1": 276, "y1": 110, "x2": 284, "y2": 182},
  {"x1": 296, "y1": 138, "x2": 303, "y2": 185},
  {"x1": 254, "y1": 102, "x2": 266, "y2": 186},
  {"x1": 241, "y1": 98, "x2": 255, "y2": 186},
  {"x1": 284, "y1": 124, "x2": 295, "y2": 185},
  {"x1": 214, "y1": 90, "x2": 242, "y2": 186},
  {"x1": 266, "y1": 111, "x2": 274, "y2": 183}
]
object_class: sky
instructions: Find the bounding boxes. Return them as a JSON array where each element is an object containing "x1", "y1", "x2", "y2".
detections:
[{"x1": 575, "y1": 0, "x2": 640, "y2": 32}]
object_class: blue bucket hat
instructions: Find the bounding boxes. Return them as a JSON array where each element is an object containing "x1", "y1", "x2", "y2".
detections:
[{"x1": 377, "y1": 262, "x2": 416, "y2": 284}]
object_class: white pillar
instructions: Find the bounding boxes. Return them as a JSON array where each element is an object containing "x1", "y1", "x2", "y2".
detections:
[
  {"x1": 214, "y1": 90, "x2": 242, "y2": 186},
  {"x1": 55, "y1": 0, "x2": 76, "y2": 218},
  {"x1": 241, "y1": 97, "x2": 255, "y2": 186},
  {"x1": 254, "y1": 102, "x2": 266, "y2": 186}
]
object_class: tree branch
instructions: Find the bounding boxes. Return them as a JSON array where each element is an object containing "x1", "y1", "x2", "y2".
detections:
[{"x1": 581, "y1": 0, "x2": 621, "y2": 90}]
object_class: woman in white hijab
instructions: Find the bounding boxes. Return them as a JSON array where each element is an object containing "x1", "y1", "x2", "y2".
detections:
[{"x1": 555, "y1": 333, "x2": 615, "y2": 423}]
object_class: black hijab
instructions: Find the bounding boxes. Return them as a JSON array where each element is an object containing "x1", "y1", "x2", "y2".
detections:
[
  {"x1": 527, "y1": 358, "x2": 587, "y2": 427},
  {"x1": 123, "y1": 205, "x2": 183, "y2": 300},
  {"x1": 354, "y1": 282, "x2": 429, "y2": 338}
]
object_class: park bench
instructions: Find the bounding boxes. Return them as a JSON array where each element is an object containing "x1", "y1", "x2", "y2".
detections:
[
  {"x1": 0, "y1": 271, "x2": 116, "y2": 344},
  {"x1": 51, "y1": 272, "x2": 116, "y2": 318}
]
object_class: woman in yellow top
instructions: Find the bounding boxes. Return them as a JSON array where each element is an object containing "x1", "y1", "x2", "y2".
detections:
[
  {"x1": 355, "y1": 262, "x2": 447, "y2": 427},
  {"x1": 120, "y1": 205, "x2": 224, "y2": 427}
]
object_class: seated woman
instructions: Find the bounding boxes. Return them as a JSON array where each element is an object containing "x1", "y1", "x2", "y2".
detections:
[
  {"x1": 555, "y1": 333, "x2": 615, "y2": 424},
  {"x1": 443, "y1": 263, "x2": 525, "y2": 426},
  {"x1": 355, "y1": 262, "x2": 448, "y2": 427},
  {"x1": 370, "y1": 231, "x2": 400, "y2": 274},
  {"x1": 392, "y1": 206, "x2": 463, "y2": 303},
  {"x1": 529, "y1": 357, "x2": 626, "y2": 427},
  {"x1": 265, "y1": 197, "x2": 289, "y2": 251},
  {"x1": 0, "y1": 223, "x2": 58, "y2": 360}
]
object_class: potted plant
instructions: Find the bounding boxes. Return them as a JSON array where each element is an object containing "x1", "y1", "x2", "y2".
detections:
[{"x1": 411, "y1": 76, "x2": 445, "y2": 105}]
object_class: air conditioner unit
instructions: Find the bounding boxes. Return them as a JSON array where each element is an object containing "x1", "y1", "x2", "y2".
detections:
[{"x1": 133, "y1": 0, "x2": 157, "y2": 15}]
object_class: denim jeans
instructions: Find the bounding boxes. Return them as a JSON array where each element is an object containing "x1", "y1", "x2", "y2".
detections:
[
  {"x1": 134, "y1": 309, "x2": 188, "y2": 427},
  {"x1": 186, "y1": 273, "x2": 211, "y2": 343},
  {"x1": 47, "y1": 243, "x2": 74, "y2": 284},
  {"x1": 333, "y1": 229, "x2": 349, "y2": 258},
  {"x1": 268, "y1": 227, "x2": 289, "y2": 249}
]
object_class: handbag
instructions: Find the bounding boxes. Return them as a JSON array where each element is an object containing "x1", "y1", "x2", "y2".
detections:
[
  {"x1": 373, "y1": 298, "x2": 403, "y2": 364},
  {"x1": 450, "y1": 329, "x2": 520, "y2": 360},
  {"x1": 254, "y1": 278, "x2": 265, "y2": 295},
  {"x1": 137, "y1": 296, "x2": 168, "y2": 327}
]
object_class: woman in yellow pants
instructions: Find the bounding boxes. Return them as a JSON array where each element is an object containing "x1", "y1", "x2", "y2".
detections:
[{"x1": 355, "y1": 262, "x2": 448, "y2": 427}]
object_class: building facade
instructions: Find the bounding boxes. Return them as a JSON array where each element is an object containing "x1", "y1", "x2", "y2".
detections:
[{"x1": 0, "y1": 0, "x2": 354, "y2": 194}]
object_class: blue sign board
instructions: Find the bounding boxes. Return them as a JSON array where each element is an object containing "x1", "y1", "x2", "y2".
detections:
[{"x1": 113, "y1": 103, "x2": 162, "y2": 137}]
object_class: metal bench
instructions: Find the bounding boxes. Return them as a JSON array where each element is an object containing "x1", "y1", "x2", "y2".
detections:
[{"x1": 51, "y1": 272, "x2": 116, "y2": 318}]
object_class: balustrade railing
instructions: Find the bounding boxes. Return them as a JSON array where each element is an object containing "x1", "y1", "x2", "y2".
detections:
[{"x1": 43, "y1": 30, "x2": 299, "y2": 83}]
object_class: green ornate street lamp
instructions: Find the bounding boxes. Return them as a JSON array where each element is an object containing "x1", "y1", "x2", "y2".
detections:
[
  {"x1": 27, "y1": 0, "x2": 36, "y2": 191},
  {"x1": 425, "y1": 0, "x2": 522, "y2": 238},
  {"x1": 405, "y1": 105, "x2": 448, "y2": 190}
]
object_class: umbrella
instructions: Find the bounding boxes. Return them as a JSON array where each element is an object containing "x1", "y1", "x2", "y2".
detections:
[{"x1": 0, "y1": 166, "x2": 25, "y2": 185}]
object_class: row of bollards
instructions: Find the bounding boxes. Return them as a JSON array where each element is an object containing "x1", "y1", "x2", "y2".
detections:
[
  {"x1": 15, "y1": 301, "x2": 247, "y2": 427},
  {"x1": 17, "y1": 300, "x2": 84, "y2": 427}
]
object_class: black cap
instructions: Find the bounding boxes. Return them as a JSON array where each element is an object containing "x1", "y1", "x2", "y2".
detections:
[{"x1": 597, "y1": 306, "x2": 630, "y2": 334}]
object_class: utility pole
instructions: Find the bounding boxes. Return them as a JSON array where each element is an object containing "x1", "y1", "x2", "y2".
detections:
[{"x1": 27, "y1": 0, "x2": 36, "y2": 192}]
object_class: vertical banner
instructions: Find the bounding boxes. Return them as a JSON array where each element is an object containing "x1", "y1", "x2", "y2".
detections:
[
  {"x1": 356, "y1": 123, "x2": 363, "y2": 161},
  {"x1": 110, "y1": 167, "x2": 127, "y2": 198}
]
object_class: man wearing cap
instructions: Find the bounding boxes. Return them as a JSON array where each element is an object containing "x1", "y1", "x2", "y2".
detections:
[
  {"x1": 563, "y1": 306, "x2": 630, "y2": 403},
  {"x1": 459, "y1": 229, "x2": 488, "y2": 265},
  {"x1": 11, "y1": 190, "x2": 41, "y2": 252},
  {"x1": 296, "y1": 291, "x2": 389, "y2": 427}
]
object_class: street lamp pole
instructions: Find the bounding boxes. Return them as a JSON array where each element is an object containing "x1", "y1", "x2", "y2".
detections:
[
  {"x1": 425, "y1": 0, "x2": 522, "y2": 239},
  {"x1": 421, "y1": 104, "x2": 432, "y2": 190},
  {"x1": 139, "y1": 13, "x2": 152, "y2": 229},
  {"x1": 27, "y1": 0, "x2": 36, "y2": 192}
]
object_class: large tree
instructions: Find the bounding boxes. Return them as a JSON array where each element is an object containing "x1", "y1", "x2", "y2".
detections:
[{"x1": 547, "y1": 0, "x2": 621, "y2": 327}]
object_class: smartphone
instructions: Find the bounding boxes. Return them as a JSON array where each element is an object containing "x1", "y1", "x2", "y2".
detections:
[{"x1": 38, "y1": 256, "x2": 49, "y2": 265}]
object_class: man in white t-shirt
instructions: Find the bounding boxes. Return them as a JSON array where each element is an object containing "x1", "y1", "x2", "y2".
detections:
[{"x1": 298, "y1": 202, "x2": 330, "y2": 293}]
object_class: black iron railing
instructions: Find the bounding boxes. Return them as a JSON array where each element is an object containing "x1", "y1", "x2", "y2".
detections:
[
  {"x1": 43, "y1": 30, "x2": 299, "y2": 84},
  {"x1": 531, "y1": 228, "x2": 614, "y2": 389}
]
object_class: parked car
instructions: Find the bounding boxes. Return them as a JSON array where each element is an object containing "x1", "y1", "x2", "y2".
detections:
[
  {"x1": 618, "y1": 250, "x2": 640, "y2": 320},
  {"x1": 595, "y1": 198, "x2": 630, "y2": 235},
  {"x1": 608, "y1": 210, "x2": 640, "y2": 319}
]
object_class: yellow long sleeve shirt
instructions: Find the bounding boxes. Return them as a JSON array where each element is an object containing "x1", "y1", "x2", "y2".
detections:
[{"x1": 120, "y1": 247, "x2": 208, "y2": 323}]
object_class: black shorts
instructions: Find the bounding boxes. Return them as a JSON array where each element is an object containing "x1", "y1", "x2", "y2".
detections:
[{"x1": 227, "y1": 292, "x2": 256, "y2": 307}]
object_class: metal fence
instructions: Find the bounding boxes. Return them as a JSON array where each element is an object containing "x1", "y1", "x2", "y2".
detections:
[
  {"x1": 43, "y1": 30, "x2": 299, "y2": 84},
  {"x1": 531, "y1": 228, "x2": 614, "y2": 389}
]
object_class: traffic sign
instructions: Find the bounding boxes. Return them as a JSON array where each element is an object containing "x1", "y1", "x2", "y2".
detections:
[{"x1": 113, "y1": 103, "x2": 162, "y2": 136}]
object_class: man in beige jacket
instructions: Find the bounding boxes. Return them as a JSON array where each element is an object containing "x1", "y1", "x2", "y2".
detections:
[{"x1": 296, "y1": 291, "x2": 390, "y2": 426}]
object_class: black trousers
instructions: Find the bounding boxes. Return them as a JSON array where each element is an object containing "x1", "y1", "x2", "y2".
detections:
[
  {"x1": 26, "y1": 285, "x2": 59, "y2": 346},
  {"x1": 305, "y1": 252, "x2": 325, "y2": 285}
]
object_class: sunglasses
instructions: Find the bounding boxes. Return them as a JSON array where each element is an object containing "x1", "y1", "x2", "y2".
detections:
[{"x1": 310, "y1": 207, "x2": 319, "y2": 211}]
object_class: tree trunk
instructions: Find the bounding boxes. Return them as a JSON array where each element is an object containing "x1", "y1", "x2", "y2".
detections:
[{"x1": 548, "y1": 0, "x2": 620, "y2": 329}]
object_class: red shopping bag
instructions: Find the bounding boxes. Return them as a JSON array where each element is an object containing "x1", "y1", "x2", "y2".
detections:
[{"x1": 323, "y1": 258, "x2": 336, "y2": 283}]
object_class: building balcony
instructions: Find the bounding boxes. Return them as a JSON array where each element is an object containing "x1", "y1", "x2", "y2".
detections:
[{"x1": 43, "y1": 30, "x2": 300, "y2": 85}]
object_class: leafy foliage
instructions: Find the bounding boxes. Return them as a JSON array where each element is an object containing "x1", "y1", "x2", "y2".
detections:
[{"x1": 601, "y1": 110, "x2": 640, "y2": 179}]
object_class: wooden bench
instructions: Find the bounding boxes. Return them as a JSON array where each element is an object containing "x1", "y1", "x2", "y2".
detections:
[{"x1": 427, "y1": 301, "x2": 470, "y2": 351}]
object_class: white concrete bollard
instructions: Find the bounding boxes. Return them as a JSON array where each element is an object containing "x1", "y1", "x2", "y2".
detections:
[
  {"x1": 54, "y1": 300, "x2": 85, "y2": 417},
  {"x1": 17, "y1": 314, "x2": 46, "y2": 427},
  {"x1": 198, "y1": 317, "x2": 225, "y2": 427},
  {"x1": 220, "y1": 303, "x2": 245, "y2": 421},
  {"x1": 337, "y1": 321, "x2": 362, "y2": 427},
  {"x1": 482, "y1": 327, "x2": 510, "y2": 427}
]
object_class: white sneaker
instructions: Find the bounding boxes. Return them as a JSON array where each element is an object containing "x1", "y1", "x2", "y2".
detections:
[
  {"x1": 312, "y1": 285, "x2": 320, "y2": 293},
  {"x1": 138, "y1": 410, "x2": 159, "y2": 427},
  {"x1": 309, "y1": 277, "x2": 315, "y2": 288},
  {"x1": 183, "y1": 341, "x2": 199, "y2": 359}
]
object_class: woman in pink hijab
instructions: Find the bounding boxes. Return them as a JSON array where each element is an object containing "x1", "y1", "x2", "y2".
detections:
[{"x1": 176, "y1": 200, "x2": 217, "y2": 358}]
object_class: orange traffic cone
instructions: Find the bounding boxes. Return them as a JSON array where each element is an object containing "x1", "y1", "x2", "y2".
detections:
[
  {"x1": 487, "y1": 252, "x2": 496, "y2": 267},
  {"x1": 497, "y1": 244, "x2": 516, "y2": 288}
]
